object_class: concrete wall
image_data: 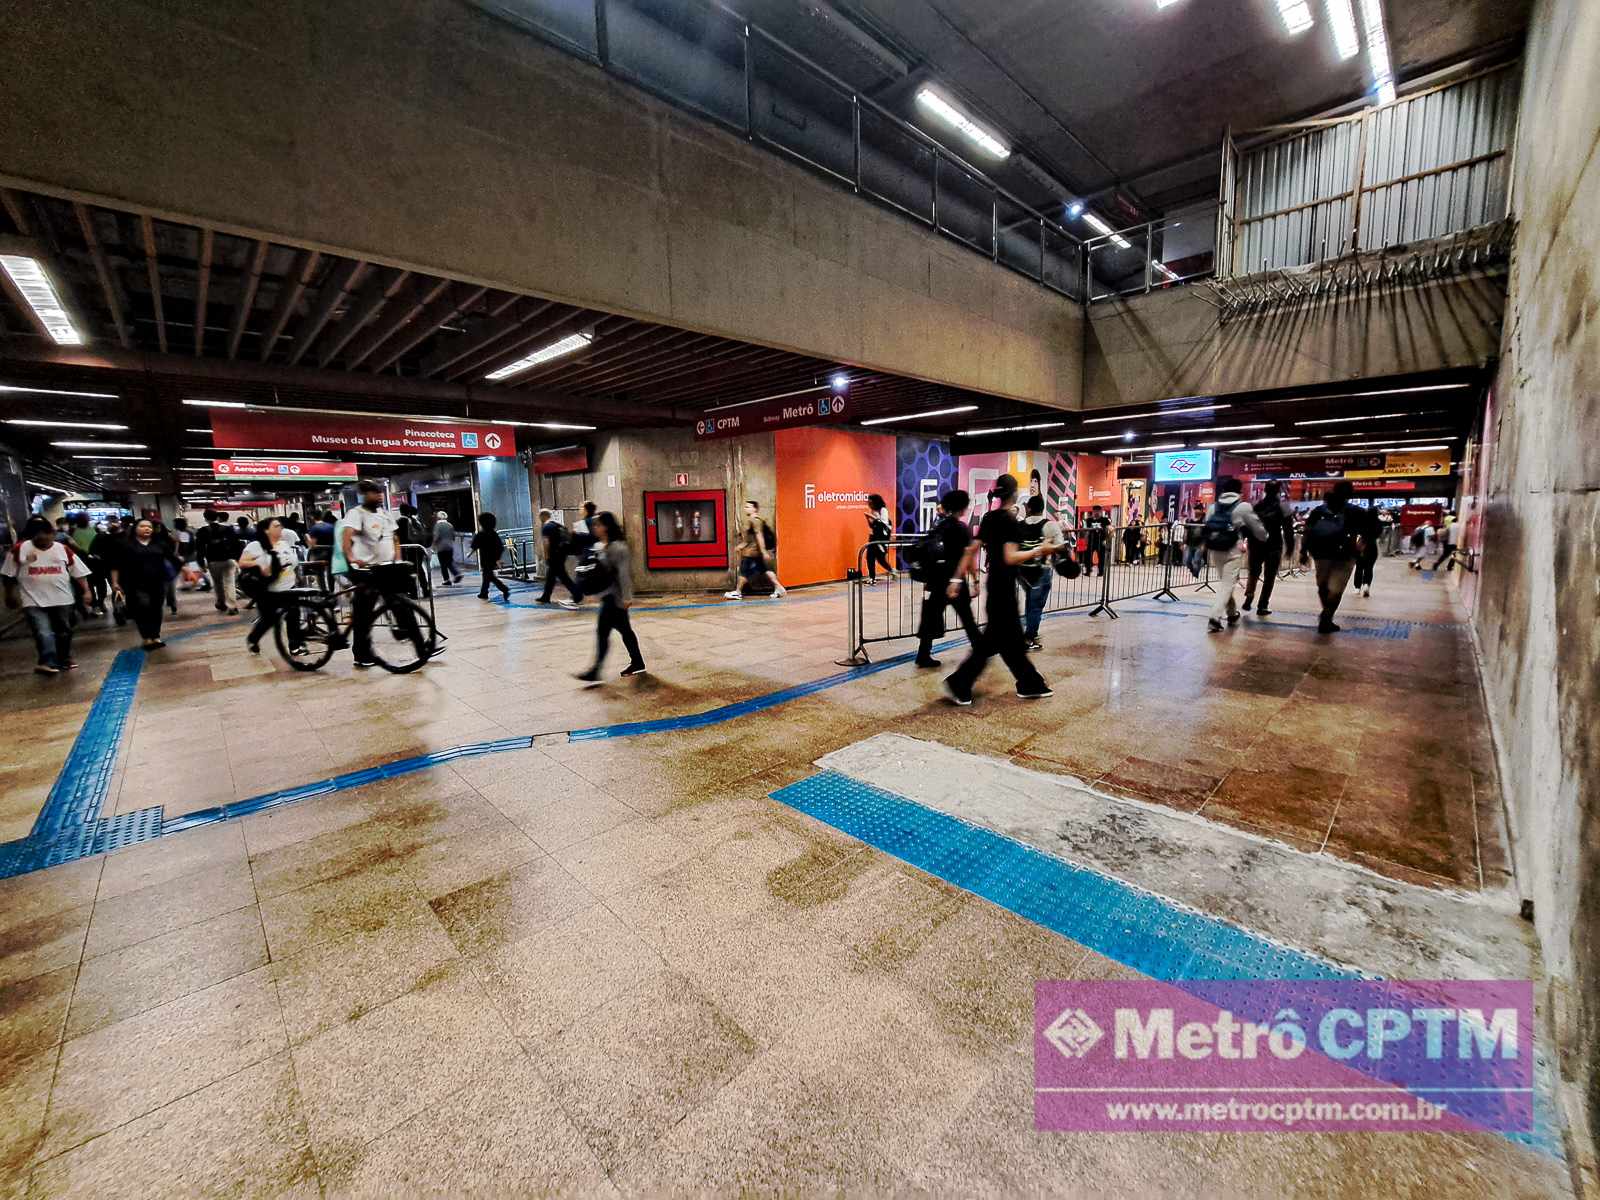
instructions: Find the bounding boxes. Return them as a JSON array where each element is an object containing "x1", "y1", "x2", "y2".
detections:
[
  {"x1": 0, "y1": 0, "x2": 1081, "y2": 410},
  {"x1": 1472, "y1": 0, "x2": 1600, "y2": 1168},
  {"x1": 1083, "y1": 276, "x2": 1506, "y2": 409}
]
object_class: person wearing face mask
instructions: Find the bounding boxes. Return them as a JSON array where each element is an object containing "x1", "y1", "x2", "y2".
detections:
[
  {"x1": 109, "y1": 518, "x2": 180, "y2": 649},
  {"x1": 337, "y1": 480, "x2": 405, "y2": 669}
]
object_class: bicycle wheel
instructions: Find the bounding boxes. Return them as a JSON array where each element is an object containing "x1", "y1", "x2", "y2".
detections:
[
  {"x1": 368, "y1": 594, "x2": 436, "y2": 674},
  {"x1": 275, "y1": 597, "x2": 338, "y2": 672}
]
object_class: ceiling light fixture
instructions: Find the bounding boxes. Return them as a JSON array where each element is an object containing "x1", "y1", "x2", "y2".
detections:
[
  {"x1": 25, "y1": 480, "x2": 68, "y2": 493},
  {"x1": 1083, "y1": 404, "x2": 1228, "y2": 424},
  {"x1": 1330, "y1": 438, "x2": 1459, "y2": 449},
  {"x1": 1326, "y1": 0, "x2": 1360, "y2": 58},
  {"x1": 484, "y1": 331, "x2": 596, "y2": 382},
  {"x1": 0, "y1": 383, "x2": 116, "y2": 399},
  {"x1": 1276, "y1": 0, "x2": 1315, "y2": 35},
  {"x1": 1295, "y1": 411, "x2": 1412, "y2": 426},
  {"x1": 52, "y1": 440, "x2": 147, "y2": 449},
  {"x1": 1167, "y1": 423, "x2": 1273, "y2": 434},
  {"x1": 914, "y1": 88, "x2": 1010, "y2": 159},
  {"x1": 1350, "y1": 444, "x2": 1452, "y2": 453},
  {"x1": 954, "y1": 420, "x2": 1065, "y2": 436},
  {"x1": 861, "y1": 404, "x2": 982, "y2": 427},
  {"x1": 71, "y1": 455, "x2": 150, "y2": 461},
  {"x1": 489, "y1": 420, "x2": 598, "y2": 431},
  {"x1": 1039, "y1": 434, "x2": 1126, "y2": 446},
  {"x1": 181, "y1": 399, "x2": 248, "y2": 408},
  {"x1": 1079, "y1": 210, "x2": 1132, "y2": 250},
  {"x1": 1360, "y1": 0, "x2": 1396, "y2": 103},
  {"x1": 1121, "y1": 442, "x2": 1186, "y2": 453},
  {"x1": 1195, "y1": 436, "x2": 1299, "y2": 447},
  {"x1": 0, "y1": 254, "x2": 83, "y2": 345},
  {"x1": 6, "y1": 419, "x2": 130, "y2": 431},
  {"x1": 1250, "y1": 445, "x2": 1333, "y2": 456}
]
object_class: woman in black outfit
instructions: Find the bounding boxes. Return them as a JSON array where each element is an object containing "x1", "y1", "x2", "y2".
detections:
[
  {"x1": 863, "y1": 494, "x2": 895, "y2": 583},
  {"x1": 576, "y1": 512, "x2": 645, "y2": 682},
  {"x1": 471, "y1": 511, "x2": 512, "y2": 601},
  {"x1": 109, "y1": 518, "x2": 180, "y2": 649}
]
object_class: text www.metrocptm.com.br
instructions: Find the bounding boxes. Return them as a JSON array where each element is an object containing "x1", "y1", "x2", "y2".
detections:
[{"x1": 1099, "y1": 1096, "x2": 1451, "y2": 1125}]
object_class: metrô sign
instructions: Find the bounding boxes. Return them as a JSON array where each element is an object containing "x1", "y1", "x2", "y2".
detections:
[{"x1": 693, "y1": 393, "x2": 848, "y2": 441}]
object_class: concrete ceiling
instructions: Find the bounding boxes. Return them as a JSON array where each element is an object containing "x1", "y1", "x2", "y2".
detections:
[{"x1": 737, "y1": 0, "x2": 1529, "y2": 214}]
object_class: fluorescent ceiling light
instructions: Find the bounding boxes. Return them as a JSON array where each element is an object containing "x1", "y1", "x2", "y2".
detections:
[
  {"x1": 1156, "y1": 0, "x2": 1183, "y2": 8},
  {"x1": 0, "y1": 254, "x2": 83, "y2": 345},
  {"x1": 1251, "y1": 446, "x2": 1333, "y2": 456},
  {"x1": 1079, "y1": 210, "x2": 1132, "y2": 250},
  {"x1": 1360, "y1": 0, "x2": 1395, "y2": 104},
  {"x1": 1195, "y1": 436, "x2": 1299, "y2": 447},
  {"x1": 489, "y1": 420, "x2": 598, "y2": 431},
  {"x1": 861, "y1": 405, "x2": 981, "y2": 427},
  {"x1": 6, "y1": 419, "x2": 129, "y2": 431},
  {"x1": 52, "y1": 440, "x2": 147, "y2": 449},
  {"x1": 1083, "y1": 404, "x2": 1228, "y2": 424},
  {"x1": 1040, "y1": 434, "x2": 1125, "y2": 446},
  {"x1": 1352, "y1": 444, "x2": 1452, "y2": 452},
  {"x1": 953, "y1": 419, "x2": 1065, "y2": 435},
  {"x1": 0, "y1": 383, "x2": 116, "y2": 399},
  {"x1": 1295, "y1": 411, "x2": 1411, "y2": 426},
  {"x1": 1167, "y1": 423, "x2": 1273, "y2": 434},
  {"x1": 182, "y1": 399, "x2": 248, "y2": 408},
  {"x1": 1331, "y1": 438, "x2": 1457, "y2": 448},
  {"x1": 1276, "y1": 0, "x2": 1315, "y2": 35},
  {"x1": 72, "y1": 455, "x2": 150, "y2": 461},
  {"x1": 1121, "y1": 442, "x2": 1185, "y2": 453},
  {"x1": 1326, "y1": 0, "x2": 1360, "y2": 58},
  {"x1": 25, "y1": 480, "x2": 68, "y2": 492},
  {"x1": 914, "y1": 88, "x2": 1010, "y2": 159},
  {"x1": 484, "y1": 331, "x2": 595, "y2": 381}
]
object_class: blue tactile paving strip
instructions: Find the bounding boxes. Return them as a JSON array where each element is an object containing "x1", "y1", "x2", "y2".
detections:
[
  {"x1": 768, "y1": 769, "x2": 1564, "y2": 1159},
  {"x1": 28, "y1": 648, "x2": 145, "y2": 842}
]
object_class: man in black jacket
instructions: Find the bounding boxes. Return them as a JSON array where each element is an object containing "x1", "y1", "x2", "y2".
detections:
[
  {"x1": 914, "y1": 490, "x2": 983, "y2": 668},
  {"x1": 1242, "y1": 479, "x2": 1294, "y2": 616},
  {"x1": 194, "y1": 509, "x2": 244, "y2": 615}
]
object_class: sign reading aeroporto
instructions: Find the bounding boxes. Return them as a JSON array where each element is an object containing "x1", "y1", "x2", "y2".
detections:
[
  {"x1": 212, "y1": 459, "x2": 359, "y2": 482},
  {"x1": 209, "y1": 408, "x2": 515, "y2": 457},
  {"x1": 693, "y1": 393, "x2": 848, "y2": 441}
]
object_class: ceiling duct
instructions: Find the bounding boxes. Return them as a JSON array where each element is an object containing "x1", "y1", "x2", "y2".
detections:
[{"x1": 797, "y1": 1, "x2": 911, "y2": 79}]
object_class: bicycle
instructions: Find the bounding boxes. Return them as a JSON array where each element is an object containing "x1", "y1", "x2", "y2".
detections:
[{"x1": 273, "y1": 562, "x2": 438, "y2": 674}]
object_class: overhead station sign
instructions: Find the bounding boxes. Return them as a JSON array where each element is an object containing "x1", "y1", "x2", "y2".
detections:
[
  {"x1": 213, "y1": 459, "x2": 358, "y2": 482},
  {"x1": 210, "y1": 408, "x2": 515, "y2": 457},
  {"x1": 693, "y1": 393, "x2": 848, "y2": 441},
  {"x1": 1233, "y1": 452, "x2": 1451, "y2": 478}
]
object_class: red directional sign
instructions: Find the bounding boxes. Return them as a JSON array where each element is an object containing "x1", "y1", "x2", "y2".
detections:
[
  {"x1": 693, "y1": 393, "x2": 849, "y2": 441},
  {"x1": 210, "y1": 408, "x2": 515, "y2": 456},
  {"x1": 212, "y1": 459, "x2": 358, "y2": 481}
]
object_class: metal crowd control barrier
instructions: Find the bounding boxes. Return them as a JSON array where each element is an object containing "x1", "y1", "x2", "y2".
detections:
[{"x1": 842, "y1": 526, "x2": 1215, "y2": 663}]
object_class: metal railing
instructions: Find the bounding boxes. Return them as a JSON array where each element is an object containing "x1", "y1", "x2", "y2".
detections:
[
  {"x1": 842, "y1": 527, "x2": 1214, "y2": 663},
  {"x1": 472, "y1": 0, "x2": 1085, "y2": 300},
  {"x1": 1083, "y1": 201, "x2": 1221, "y2": 300}
]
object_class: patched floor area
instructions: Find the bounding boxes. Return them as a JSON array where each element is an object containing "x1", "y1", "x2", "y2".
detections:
[{"x1": 0, "y1": 561, "x2": 1563, "y2": 1196}]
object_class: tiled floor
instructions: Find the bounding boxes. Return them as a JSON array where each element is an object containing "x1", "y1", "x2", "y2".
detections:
[{"x1": 0, "y1": 563, "x2": 1558, "y2": 1196}]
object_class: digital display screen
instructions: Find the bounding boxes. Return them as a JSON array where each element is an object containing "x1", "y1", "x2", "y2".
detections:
[{"x1": 1152, "y1": 449, "x2": 1214, "y2": 483}]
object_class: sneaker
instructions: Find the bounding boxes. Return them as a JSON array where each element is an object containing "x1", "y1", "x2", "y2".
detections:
[
  {"x1": 914, "y1": 656, "x2": 941, "y2": 669},
  {"x1": 247, "y1": 640, "x2": 261, "y2": 655},
  {"x1": 33, "y1": 663, "x2": 60, "y2": 675},
  {"x1": 722, "y1": 591, "x2": 742, "y2": 600},
  {"x1": 1318, "y1": 622, "x2": 1341, "y2": 634},
  {"x1": 1226, "y1": 612, "x2": 1242, "y2": 626},
  {"x1": 1016, "y1": 685, "x2": 1054, "y2": 700},
  {"x1": 574, "y1": 667, "x2": 601, "y2": 683},
  {"x1": 1256, "y1": 607, "x2": 1272, "y2": 616},
  {"x1": 773, "y1": 586, "x2": 787, "y2": 598},
  {"x1": 941, "y1": 679, "x2": 973, "y2": 707},
  {"x1": 62, "y1": 659, "x2": 79, "y2": 670},
  {"x1": 353, "y1": 658, "x2": 376, "y2": 668},
  {"x1": 535, "y1": 597, "x2": 552, "y2": 605},
  {"x1": 557, "y1": 600, "x2": 580, "y2": 610},
  {"x1": 1207, "y1": 619, "x2": 1224, "y2": 633},
  {"x1": 1025, "y1": 638, "x2": 1042, "y2": 652},
  {"x1": 226, "y1": 608, "x2": 239, "y2": 616},
  {"x1": 1362, "y1": 586, "x2": 1371, "y2": 598},
  {"x1": 620, "y1": 663, "x2": 647, "y2": 677}
]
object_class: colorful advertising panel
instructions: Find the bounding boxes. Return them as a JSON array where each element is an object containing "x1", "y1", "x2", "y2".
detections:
[
  {"x1": 1075, "y1": 453, "x2": 1120, "y2": 510},
  {"x1": 957, "y1": 450, "x2": 1051, "y2": 517},
  {"x1": 210, "y1": 408, "x2": 515, "y2": 457},
  {"x1": 212, "y1": 459, "x2": 357, "y2": 482},
  {"x1": 1346, "y1": 450, "x2": 1454, "y2": 479},
  {"x1": 1152, "y1": 448, "x2": 1214, "y2": 483},
  {"x1": 894, "y1": 436, "x2": 957, "y2": 535},
  {"x1": 693, "y1": 392, "x2": 848, "y2": 441},
  {"x1": 774, "y1": 427, "x2": 896, "y2": 586}
]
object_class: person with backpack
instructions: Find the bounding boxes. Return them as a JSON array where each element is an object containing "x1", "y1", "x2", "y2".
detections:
[
  {"x1": 430, "y1": 510, "x2": 463, "y2": 587},
  {"x1": 536, "y1": 507, "x2": 581, "y2": 608},
  {"x1": 396, "y1": 504, "x2": 426, "y2": 550},
  {"x1": 1183, "y1": 505, "x2": 1207, "y2": 577},
  {"x1": 194, "y1": 508, "x2": 243, "y2": 615},
  {"x1": 1241, "y1": 479, "x2": 1293, "y2": 616},
  {"x1": 912, "y1": 489, "x2": 982, "y2": 668},
  {"x1": 724, "y1": 500, "x2": 786, "y2": 599},
  {"x1": 471, "y1": 511, "x2": 512, "y2": 601},
  {"x1": 3, "y1": 515, "x2": 92, "y2": 674},
  {"x1": 1351, "y1": 501, "x2": 1381, "y2": 598},
  {"x1": 239, "y1": 516, "x2": 304, "y2": 655},
  {"x1": 862, "y1": 494, "x2": 895, "y2": 584},
  {"x1": 1201, "y1": 477, "x2": 1268, "y2": 633},
  {"x1": 575, "y1": 511, "x2": 645, "y2": 682},
  {"x1": 1299, "y1": 480, "x2": 1365, "y2": 634},
  {"x1": 943, "y1": 474, "x2": 1058, "y2": 706},
  {"x1": 1019, "y1": 494, "x2": 1064, "y2": 651}
]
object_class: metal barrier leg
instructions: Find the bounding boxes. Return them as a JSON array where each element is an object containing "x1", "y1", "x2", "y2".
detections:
[
  {"x1": 1153, "y1": 550, "x2": 1180, "y2": 603},
  {"x1": 836, "y1": 570, "x2": 871, "y2": 666},
  {"x1": 1088, "y1": 557, "x2": 1118, "y2": 619},
  {"x1": 1195, "y1": 558, "x2": 1216, "y2": 594}
]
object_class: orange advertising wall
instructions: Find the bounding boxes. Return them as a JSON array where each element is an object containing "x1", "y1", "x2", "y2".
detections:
[
  {"x1": 1075, "y1": 453, "x2": 1120, "y2": 508},
  {"x1": 774, "y1": 427, "x2": 897, "y2": 586}
]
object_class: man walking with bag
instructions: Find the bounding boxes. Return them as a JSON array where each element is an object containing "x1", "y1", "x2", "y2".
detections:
[
  {"x1": 1201, "y1": 477, "x2": 1268, "y2": 633},
  {"x1": 1300, "y1": 480, "x2": 1364, "y2": 634}
]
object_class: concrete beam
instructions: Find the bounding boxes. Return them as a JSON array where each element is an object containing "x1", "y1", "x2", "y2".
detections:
[{"x1": 0, "y1": 0, "x2": 1083, "y2": 410}]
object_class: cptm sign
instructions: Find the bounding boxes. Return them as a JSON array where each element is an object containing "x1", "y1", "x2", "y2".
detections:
[{"x1": 693, "y1": 393, "x2": 848, "y2": 441}]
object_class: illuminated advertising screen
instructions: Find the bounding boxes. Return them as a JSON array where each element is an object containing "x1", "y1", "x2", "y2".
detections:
[{"x1": 1152, "y1": 449, "x2": 1214, "y2": 483}]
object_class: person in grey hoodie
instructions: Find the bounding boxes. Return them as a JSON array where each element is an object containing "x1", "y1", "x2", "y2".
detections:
[
  {"x1": 575, "y1": 511, "x2": 646, "y2": 682},
  {"x1": 1201, "y1": 476, "x2": 1268, "y2": 632}
]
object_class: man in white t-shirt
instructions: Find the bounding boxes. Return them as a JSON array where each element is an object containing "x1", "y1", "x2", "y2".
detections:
[
  {"x1": 339, "y1": 480, "x2": 403, "y2": 667},
  {"x1": 3, "y1": 516, "x2": 92, "y2": 674}
]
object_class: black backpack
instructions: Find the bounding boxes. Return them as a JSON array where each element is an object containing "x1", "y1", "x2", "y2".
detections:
[
  {"x1": 1303, "y1": 507, "x2": 1352, "y2": 559},
  {"x1": 572, "y1": 546, "x2": 614, "y2": 596},
  {"x1": 1202, "y1": 501, "x2": 1240, "y2": 552},
  {"x1": 1017, "y1": 516, "x2": 1049, "y2": 585}
]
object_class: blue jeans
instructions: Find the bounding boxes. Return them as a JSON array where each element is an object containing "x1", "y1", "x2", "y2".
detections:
[
  {"x1": 1023, "y1": 571, "x2": 1052, "y2": 640},
  {"x1": 25, "y1": 604, "x2": 76, "y2": 667}
]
